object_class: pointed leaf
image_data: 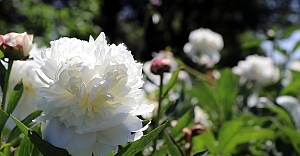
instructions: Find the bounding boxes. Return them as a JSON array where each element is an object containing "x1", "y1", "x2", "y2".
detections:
[
  {"x1": 7, "y1": 80, "x2": 23, "y2": 114},
  {"x1": 170, "y1": 107, "x2": 194, "y2": 137},
  {"x1": 222, "y1": 127, "x2": 275, "y2": 154},
  {"x1": 217, "y1": 120, "x2": 244, "y2": 152},
  {"x1": 7, "y1": 110, "x2": 43, "y2": 143},
  {"x1": 10, "y1": 115, "x2": 70, "y2": 156},
  {"x1": 280, "y1": 26, "x2": 300, "y2": 38},
  {"x1": 276, "y1": 96, "x2": 300, "y2": 130},
  {"x1": 265, "y1": 105, "x2": 294, "y2": 128},
  {"x1": 292, "y1": 41, "x2": 300, "y2": 53},
  {"x1": 241, "y1": 38, "x2": 264, "y2": 49},
  {"x1": 162, "y1": 68, "x2": 181, "y2": 98},
  {"x1": 193, "y1": 150, "x2": 208, "y2": 156},
  {"x1": 0, "y1": 108, "x2": 9, "y2": 133},
  {"x1": 165, "y1": 129, "x2": 184, "y2": 156},
  {"x1": 115, "y1": 122, "x2": 168, "y2": 156},
  {"x1": 216, "y1": 69, "x2": 238, "y2": 120}
]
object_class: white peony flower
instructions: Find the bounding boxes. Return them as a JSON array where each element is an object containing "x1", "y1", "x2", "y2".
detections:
[
  {"x1": 232, "y1": 55, "x2": 279, "y2": 87},
  {"x1": 34, "y1": 32, "x2": 154, "y2": 156},
  {"x1": 183, "y1": 28, "x2": 223, "y2": 67},
  {"x1": 1, "y1": 59, "x2": 46, "y2": 129}
]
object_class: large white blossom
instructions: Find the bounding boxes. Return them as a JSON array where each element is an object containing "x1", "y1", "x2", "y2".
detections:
[
  {"x1": 183, "y1": 28, "x2": 223, "y2": 67},
  {"x1": 34, "y1": 32, "x2": 154, "y2": 156},
  {"x1": 232, "y1": 55, "x2": 279, "y2": 87}
]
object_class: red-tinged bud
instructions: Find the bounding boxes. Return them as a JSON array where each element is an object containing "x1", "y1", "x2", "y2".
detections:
[
  {"x1": 0, "y1": 32, "x2": 33, "y2": 60},
  {"x1": 150, "y1": 58, "x2": 171, "y2": 75}
]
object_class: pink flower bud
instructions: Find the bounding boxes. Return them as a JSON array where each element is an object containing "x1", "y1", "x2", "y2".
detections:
[
  {"x1": 150, "y1": 58, "x2": 171, "y2": 75},
  {"x1": 0, "y1": 32, "x2": 33, "y2": 60}
]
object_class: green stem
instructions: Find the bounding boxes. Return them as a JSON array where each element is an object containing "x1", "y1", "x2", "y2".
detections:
[
  {"x1": 2, "y1": 59, "x2": 14, "y2": 111},
  {"x1": 153, "y1": 73, "x2": 164, "y2": 152}
]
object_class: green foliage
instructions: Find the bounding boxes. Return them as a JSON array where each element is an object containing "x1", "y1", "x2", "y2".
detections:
[
  {"x1": 11, "y1": 115, "x2": 71, "y2": 156},
  {"x1": 115, "y1": 122, "x2": 168, "y2": 156}
]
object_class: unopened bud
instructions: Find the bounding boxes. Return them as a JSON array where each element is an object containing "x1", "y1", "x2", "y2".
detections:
[
  {"x1": 150, "y1": 59, "x2": 171, "y2": 75},
  {"x1": 0, "y1": 32, "x2": 33, "y2": 60}
]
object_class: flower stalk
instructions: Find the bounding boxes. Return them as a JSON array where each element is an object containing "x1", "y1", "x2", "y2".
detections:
[
  {"x1": 1, "y1": 59, "x2": 13, "y2": 110},
  {"x1": 153, "y1": 73, "x2": 164, "y2": 153}
]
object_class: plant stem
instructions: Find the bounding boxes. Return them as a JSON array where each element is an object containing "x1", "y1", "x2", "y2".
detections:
[
  {"x1": 2, "y1": 59, "x2": 14, "y2": 111},
  {"x1": 153, "y1": 73, "x2": 164, "y2": 153}
]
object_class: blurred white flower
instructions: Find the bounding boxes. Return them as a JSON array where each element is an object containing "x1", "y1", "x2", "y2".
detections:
[
  {"x1": 1, "y1": 59, "x2": 45, "y2": 129},
  {"x1": 184, "y1": 28, "x2": 223, "y2": 67},
  {"x1": 232, "y1": 55, "x2": 279, "y2": 87},
  {"x1": 194, "y1": 106, "x2": 212, "y2": 128},
  {"x1": 34, "y1": 32, "x2": 154, "y2": 156}
]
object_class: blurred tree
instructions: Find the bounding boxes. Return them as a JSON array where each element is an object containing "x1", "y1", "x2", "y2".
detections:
[
  {"x1": 0, "y1": 0, "x2": 299, "y2": 67},
  {"x1": 0, "y1": 0, "x2": 102, "y2": 46}
]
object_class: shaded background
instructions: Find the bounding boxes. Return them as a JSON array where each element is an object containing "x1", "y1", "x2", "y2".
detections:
[{"x1": 1, "y1": 0, "x2": 299, "y2": 67}]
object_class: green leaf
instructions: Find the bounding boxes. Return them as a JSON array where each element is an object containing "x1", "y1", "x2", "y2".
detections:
[
  {"x1": 193, "y1": 150, "x2": 208, "y2": 156},
  {"x1": 10, "y1": 115, "x2": 71, "y2": 156},
  {"x1": 222, "y1": 127, "x2": 275, "y2": 154},
  {"x1": 216, "y1": 69, "x2": 238, "y2": 120},
  {"x1": 265, "y1": 105, "x2": 295, "y2": 128},
  {"x1": 217, "y1": 120, "x2": 244, "y2": 152},
  {"x1": 189, "y1": 80, "x2": 219, "y2": 116},
  {"x1": 162, "y1": 68, "x2": 181, "y2": 98},
  {"x1": 0, "y1": 108, "x2": 9, "y2": 134},
  {"x1": 280, "y1": 25, "x2": 300, "y2": 38},
  {"x1": 274, "y1": 44, "x2": 286, "y2": 55},
  {"x1": 7, "y1": 80, "x2": 24, "y2": 114},
  {"x1": 165, "y1": 129, "x2": 184, "y2": 156},
  {"x1": 241, "y1": 38, "x2": 264, "y2": 49},
  {"x1": 106, "y1": 152, "x2": 114, "y2": 156},
  {"x1": 170, "y1": 107, "x2": 194, "y2": 137},
  {"x1": 276, "y1": 96, "x2": 300, "y2": 130},
  {"x1": 115, "y1": 122, "x2": 168, "y2": 156},
  {"x1": 7, "y1": 110, "x2": 43, "y2": 143},
  {"x1": 280, "y1": 126, "x2": 300, "y2": 153},
  {"x1": 0, "y1": 50, "x2": 4, "y2": 58},
  {"x1": 292, "y1": 41, "x2": 300, "y2": 53},
  {"x1": 192, "y1": 130, "x2": 217, "y2": 152},
  {"x1": 15, "y1": 134, "x2": 34, "y2": 156}
]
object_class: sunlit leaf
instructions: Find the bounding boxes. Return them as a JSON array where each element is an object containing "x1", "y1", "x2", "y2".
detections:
[
  {"x1": 162, "y1": 68, "x2": 181, "y2": 98},
  {"x1": 292, "y1": 41, "x2": 300, "y2": 53},
  {"x1": 217, "y1": 120, "x2": 244, "y2": 152},
  {"x1": 265, "y1": 105, "x2": 294, "y2": 128},
  {"x1": 0, "y1": 109, "x2": 9, "y2": 134},
  {"x1": 6, "y1": 80, "x2": 23, "y2": 114},
  {"x1": 170, "y1": 108, "x2": 194, "y2": 137},
  {"x1": 280, "y1": 25, "x2": 300, "y2": 38},
  {"x1": 216, "y1": 69, "x2": 238, "y2": 120},
  {"x1": 11, "y1": 115, "x2": 70, "y2": 156},
  {"x1": 115, "y1": 122, "x2": 168, "y2": 156},
  {"x1": 7, "y1": 110, "x2": 43, "y2": 143},
  {"x1": 222, "y1": 127, "x2": 275, "y2": 154},
  {"x1": 165, "y1": 129, "x2": 184, "y2": 156},
  {"x1": 241, "y1": 38, "x2": 264, "y2": 49}
]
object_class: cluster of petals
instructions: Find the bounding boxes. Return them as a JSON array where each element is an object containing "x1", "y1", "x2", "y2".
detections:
[
  {"x1": 183, "y1": 28, "x2": 223, "y2": 67},
  {"x1": 232, "y1": 55, "x2": 279, "y2": 87},
  {"x1": 34, "y1": 32, "x2": 154, "y2": 156},
  {"x1": 0, "y1": 32, "x2": 33, "y2": 59}
]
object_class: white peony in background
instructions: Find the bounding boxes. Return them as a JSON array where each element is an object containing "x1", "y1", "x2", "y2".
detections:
[
  {"x1": 33, "y1": 32, "x2": 154, "y2": 156},
  {"x1": 232, "y1": 54, "x2": 280, "y2": 87},
  {"x1": 183, "y1": 28, "x2": 224, "y2": 67}
]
